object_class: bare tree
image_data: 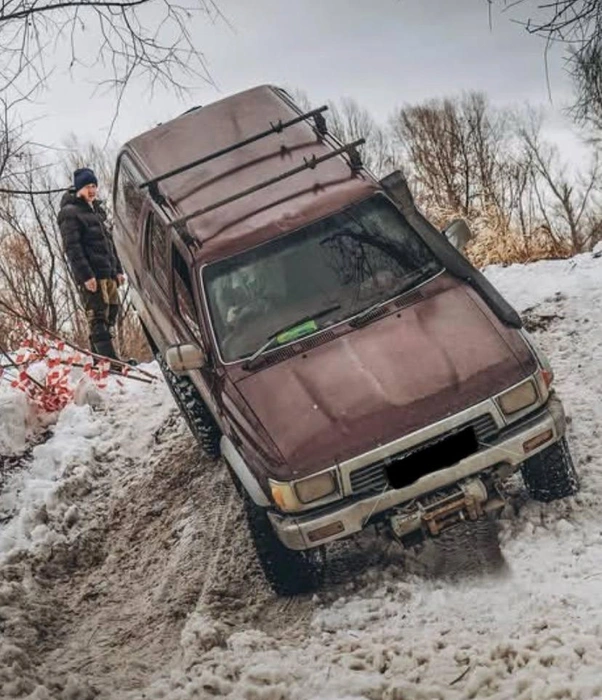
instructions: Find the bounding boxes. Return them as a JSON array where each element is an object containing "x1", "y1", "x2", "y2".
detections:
[
  {"x1": 60, "y1": 135, "x2": 116, "y2": 192},
  {"x1": 390, "y1": 91, "x2": 599, "y2": 262},
  {"x1": 0, "y1": 0, "x2": 221, "y2": 97},
  {"x1": 0, "y1": 0, "x2": 225, "y2": 205},
  {"x1": 573, "y1": 41, "x2": 602, "y2": 131},
  {"x1": 0, "y1": 95, "x2": 39, "y2": 192},
  {"x1": 0, "y1": 167, "x2": 76, "y2": 336},
  {"x1": 390, "y1": 92, "x2": 510, "y2": 227},
  {"x1": 495, "y1": 1, "x2": 602, "y2": 130},
  {"x1": 518, "y1": 114, "x2": 601, "y2": 252},
  {"x1": 326, "y1": 98, "x2": 395, "y2": 177},
  {"x1": 291, "y1": 90, "x2": 394, "y2": 177}
]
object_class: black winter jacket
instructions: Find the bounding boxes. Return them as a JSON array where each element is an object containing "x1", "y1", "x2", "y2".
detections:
[{"x1": 57, "y1": 192, "x2": 123, "y2": 284}]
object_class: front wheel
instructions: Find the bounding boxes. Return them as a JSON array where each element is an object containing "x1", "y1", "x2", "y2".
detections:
[
  {"x1": 520, "y1": 437, "x2": 579, "y2": 503},
  {"x1": 242, "y1": 493, "x2": 323, "y2": 596}
]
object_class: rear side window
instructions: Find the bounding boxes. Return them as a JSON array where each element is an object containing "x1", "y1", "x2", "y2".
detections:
[
  {"x1": 173, "y1": 246, "x2": 203, "y2": 342},
  {"x1": 145, "y1": 213, "x2": 169, "y2": 293},
  {"x1": 115, "y1": 157, "x2": 146, "y2": 237}
]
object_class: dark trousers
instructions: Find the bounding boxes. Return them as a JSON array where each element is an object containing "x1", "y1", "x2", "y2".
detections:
[{"x1": 82, "y1": 278, "x2": 120, "y2": 359}]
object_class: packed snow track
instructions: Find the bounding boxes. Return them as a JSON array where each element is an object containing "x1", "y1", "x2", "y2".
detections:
[{"x1": 1, "y1": 251, "x2": 601, "y2": 699}]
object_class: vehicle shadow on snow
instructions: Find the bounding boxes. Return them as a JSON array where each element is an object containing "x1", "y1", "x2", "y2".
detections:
[
  {"x1": 401, "y1": 518, "x2": 510, "y2": 581},
  {"x1": 318, "y1": 517, "x2": 509, "y2": 595}
]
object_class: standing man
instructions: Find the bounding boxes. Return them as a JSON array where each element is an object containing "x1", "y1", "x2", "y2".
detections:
[{"x1": 58, "y1": 167, "x2": 125, "y2": 361}]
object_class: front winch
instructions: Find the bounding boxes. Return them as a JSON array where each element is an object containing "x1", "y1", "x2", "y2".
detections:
[{"x1": 389, "y1": 478, "x2": 496, "y2": 544}]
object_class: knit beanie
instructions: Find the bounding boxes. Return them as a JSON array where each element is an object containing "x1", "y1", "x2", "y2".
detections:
[{"x1": 74, "y1": 168, "x2": 98, "y2": 192}]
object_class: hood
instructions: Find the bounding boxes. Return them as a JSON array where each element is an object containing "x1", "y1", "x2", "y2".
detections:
[{"x1": 235, "y1": 281, "x2": 536, "y2": 479}]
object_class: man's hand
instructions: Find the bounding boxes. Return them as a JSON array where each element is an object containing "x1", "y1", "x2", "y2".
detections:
[
  {"x1": 116, "y1": 274, "x2": 126, "y2": 286},
  {"x1": 84, "y1": 278, "x2": 97, "y2": 293}
]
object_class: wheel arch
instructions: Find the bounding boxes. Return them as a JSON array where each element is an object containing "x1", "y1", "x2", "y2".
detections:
[{"x1": 221, "y1": 436, "x2": 270, "y2": 507}]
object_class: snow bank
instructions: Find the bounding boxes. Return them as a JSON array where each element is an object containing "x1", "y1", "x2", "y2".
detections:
[
  {"x1": 0, "y1": 363, "x2": 178, "y2": 697},
  {"x1": 1, "y1": 252, "x2": 601, "y2": 700},
  {"x1": 0, "y1": 401, "x2": 103, "y2": 556},
  {"x1": 0, "y1": 365, "x2": 169, "y2": 559},
  {"x1": 122, "y1": 251, "x2": 602, "y2": 699},
  {"x1": 0, "y1": 387, "x2": 36, "y2": 456},
  {"x1": 484, "y1": 251, "x2": 601, "y2": 313}
]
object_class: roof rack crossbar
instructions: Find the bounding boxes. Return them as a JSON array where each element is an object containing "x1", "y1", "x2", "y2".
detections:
[
  {"x1": 140, "y1": 105, "x2": 330, "y2": 190},
  {"x1": 168, "y1": 138, "x2": 365, "y2": 231}
]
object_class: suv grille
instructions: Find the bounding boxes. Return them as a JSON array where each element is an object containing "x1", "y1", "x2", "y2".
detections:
[{"x1": 349, "y1": 413, "x2": 499, "y2": 495}]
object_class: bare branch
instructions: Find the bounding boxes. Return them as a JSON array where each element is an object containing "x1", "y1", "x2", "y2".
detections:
[
  {"x1": 497, "y1": 1, "x2": 602, "y2": 129},
  {"x1": 1, "y1": 0, "x2": 222, "y2": 131},
  {"x1": 2, "y1": 0, "x2": 151, "y2": 22}
]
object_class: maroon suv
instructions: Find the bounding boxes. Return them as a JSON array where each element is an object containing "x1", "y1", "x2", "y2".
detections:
[{"x1": 112, "y1": 85, "x2": 579, "y2": 595}]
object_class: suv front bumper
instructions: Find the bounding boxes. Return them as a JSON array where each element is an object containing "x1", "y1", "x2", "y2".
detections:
[{"x1": 268, "y1": 394, "x2": 566, "y2": 550}]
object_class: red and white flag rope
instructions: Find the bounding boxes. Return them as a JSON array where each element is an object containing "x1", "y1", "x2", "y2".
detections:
[{"x1": 1, "y1": 325, "x2": 132, "y2": 414}]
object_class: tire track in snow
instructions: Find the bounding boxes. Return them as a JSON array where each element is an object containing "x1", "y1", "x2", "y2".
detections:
[{"x1": 4, "y1": 254, "x2": 602, "y2": 700}]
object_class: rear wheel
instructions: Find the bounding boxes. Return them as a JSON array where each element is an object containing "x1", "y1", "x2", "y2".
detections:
[
  {"x1": 521, "y1": 437, "x2": 579, "y2": 503},
  {"x1": 156, "y1": 352, "x2": 222, "y2": 460},
  {"x1": 242, "y1": 492, "x2": 323, "y2": 596}
]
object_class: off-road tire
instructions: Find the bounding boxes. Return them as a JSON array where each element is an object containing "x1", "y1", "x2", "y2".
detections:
[
  {"x1": 521, "y1": 437, "x2": 579, "y2": 503},
  {"x1": 242, "y1": 493, "x2": 323, "y2": 596},
  {"x1": 156, "y1": 353, "x2": 221, "y2": 460}
]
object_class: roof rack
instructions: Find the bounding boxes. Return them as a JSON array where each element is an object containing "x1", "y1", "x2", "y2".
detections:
[
  {"x1": 168, "y1": 138, "x2": 365, "y2": 232},
  {"x1": 140, "y1": 105, "x2": 330, "y2": 197}
]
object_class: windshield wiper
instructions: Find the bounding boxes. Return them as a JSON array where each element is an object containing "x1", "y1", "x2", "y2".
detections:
[
  {"x1": 349, "y1": 267, "x2": 435, "y2": 328},
  {"x1": 242, "y1": 304, "x2": 341, "y2": 371},
  {"x1": 350, "y1": 297, "x2": 393, "y2": 326}
]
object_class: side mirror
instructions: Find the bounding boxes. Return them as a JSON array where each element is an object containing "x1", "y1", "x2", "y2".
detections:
[
  {"x1": 443, "y1": 219, "x2": 472, "y2": 252},
  {"x1": 165, "y1": 343, "x2": 206, "y2": 372}
]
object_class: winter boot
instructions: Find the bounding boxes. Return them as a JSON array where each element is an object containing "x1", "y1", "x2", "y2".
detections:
[{"x1": 93, "y1": 338, "x2": 123, "y2": 372}]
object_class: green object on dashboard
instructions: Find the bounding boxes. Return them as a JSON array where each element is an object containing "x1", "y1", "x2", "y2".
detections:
[{"x1": 276, "y1": 320, "x2": 318, "y2": 344}]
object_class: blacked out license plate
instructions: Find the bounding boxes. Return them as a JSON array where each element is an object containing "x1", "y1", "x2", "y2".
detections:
[{"x1": 386, "y1": 427, "x2": 479, "y2": 490}]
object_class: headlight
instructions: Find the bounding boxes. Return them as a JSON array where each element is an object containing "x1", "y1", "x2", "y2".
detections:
[
  {"x1": 497, "y1": 379, "x2": 538, "y2": 416},
  {"x1": 269, "y1": 470, "x2": 339, "y2": 512},
  {"x1": 296, "y1": 472, "x2": 337, "y2": 504}
]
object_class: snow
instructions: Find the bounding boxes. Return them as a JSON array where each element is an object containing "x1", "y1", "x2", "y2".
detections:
[
  {"x1": 485, "y1": 253, "x2": 602, "y2": 314},
  {"x1": 0, "y1": 389, "x2": 36, "y2": 456},
  {"x1": 0, "y1": 250, "x2": 601, "y2": 699},
  {"x1": 0, "y1": 366, "x2": 170, "y2": 561}
]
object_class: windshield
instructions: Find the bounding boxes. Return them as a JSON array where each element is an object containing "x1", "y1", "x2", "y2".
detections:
[{"x1": 203, "y1": 195, "x2": 443, "y2": 362}]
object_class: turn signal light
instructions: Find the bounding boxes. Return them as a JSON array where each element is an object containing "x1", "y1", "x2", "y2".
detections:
[
  {"x1": 307, "y1": 521, "x2": 344, "y2": 543},
  {"x1": 523, "y1": 429, "x2": 554, "y2": 454}
]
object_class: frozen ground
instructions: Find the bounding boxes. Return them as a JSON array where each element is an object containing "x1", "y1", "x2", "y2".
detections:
[{"x1": 0, "y1": 251, "x2": 601, "y2": 699}]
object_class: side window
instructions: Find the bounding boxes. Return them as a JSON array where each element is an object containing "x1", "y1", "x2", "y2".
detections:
[
  {"x1": 115, "y1": 157, "x2": 145, "y2": 237},
  {"x1": 173, "y1": 246, "x2": 203, "y2": 342},
  {"x1": 145, "y1": 213, "x2": 169, "y2": 293}
]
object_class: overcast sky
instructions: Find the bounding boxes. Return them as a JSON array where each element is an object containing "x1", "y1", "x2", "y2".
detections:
[{"x1": 27, "y1": 0, "x2": 586, "y2": 163}]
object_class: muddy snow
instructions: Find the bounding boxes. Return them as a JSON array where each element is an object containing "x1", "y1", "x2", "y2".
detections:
[{"x1": 1, "y1": 252, "x2": 601, "y2": 700}]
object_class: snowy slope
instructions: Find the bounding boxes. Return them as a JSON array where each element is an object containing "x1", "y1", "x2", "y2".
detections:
[{"x1": 0, "y1": 252, "x2": 601, "y2": 700}]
